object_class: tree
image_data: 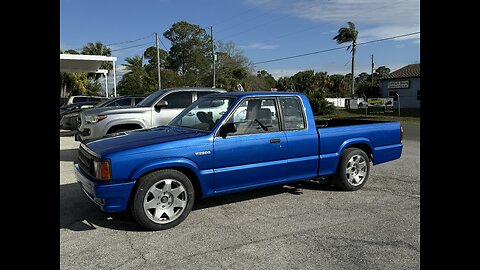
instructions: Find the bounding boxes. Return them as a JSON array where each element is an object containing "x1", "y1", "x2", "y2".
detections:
[
  {"x1": 374, "y1": 66, "x2": 391, "y2": 78},
  {"x1": 328, "y1": 74, "x2": 349, "y2": 97},
  {"x1": 117, "y1": 55, "x2": 156, "y2": 95},
  {"x1": 215, "y1": 40, "x2": 252, "y2": 91},
  {"x1": 289, "y1": 70, "x2": 334, "y2": 115},
  {"x1": 333, "y1": 22, "x2": 358, "y2": 97},
  {"x1": 81, "y1": 42, "x2": 113, "y2": 80},
  {"x1": 163, "y1": 21, "x2": 211, "y2": 78},
  {"x1": 256, "y1": 70, "x2": 276, "y2": 90},
  {"x1": 276, "y1": 77, "x2": 295, "y2": 92}
]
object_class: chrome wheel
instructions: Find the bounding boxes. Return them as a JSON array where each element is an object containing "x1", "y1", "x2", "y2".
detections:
[
  {"x1": 143, "y1": 179, "x2": 187, "y2": 224},
  {"x1": 345, "y1": 154, "x2": 367, "y2": 186}
]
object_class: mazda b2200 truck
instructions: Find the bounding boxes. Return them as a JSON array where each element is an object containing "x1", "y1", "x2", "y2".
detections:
[{"x1": 74, "y1": 92, "x2": 403, "y2": 230}]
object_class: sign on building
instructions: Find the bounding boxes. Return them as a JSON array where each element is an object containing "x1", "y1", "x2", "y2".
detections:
[{"x1": 387, "y1": 80, "x2": 410, "y2": 89}]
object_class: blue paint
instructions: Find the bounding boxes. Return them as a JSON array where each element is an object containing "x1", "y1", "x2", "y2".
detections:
[{"x1": 75, "y1": 92, "x2": 403, "y2": 212}]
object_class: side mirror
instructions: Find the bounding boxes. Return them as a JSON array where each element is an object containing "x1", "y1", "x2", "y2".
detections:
[
  {"x1": 219, "y1": 122, "x2": 236, "y2": 138},
  {"x1": 154, "y1": 100, "x2": 168, "y2": 110}
]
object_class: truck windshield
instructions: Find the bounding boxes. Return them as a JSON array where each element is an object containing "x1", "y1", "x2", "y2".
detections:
[
  {"x1": 137, "y1": 90, "x2": 168, "y2": 107},
  {"x1": 170, "y1": 97, "x2": 236, "y2": 131}
]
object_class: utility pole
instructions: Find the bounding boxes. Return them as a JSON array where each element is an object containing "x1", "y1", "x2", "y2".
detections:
[
  {"x1": 351, "y1": 41, "x2": 356, "y2": 97},
  {"x1": 210, "y1": 26, "x2": 216, "y2": 88},
  {"x1": 156, "y1": 32, "x2": 161, "y2": 90},
  {"x1": 371, "y1": 54, "x2": 374, "y2": 86}
]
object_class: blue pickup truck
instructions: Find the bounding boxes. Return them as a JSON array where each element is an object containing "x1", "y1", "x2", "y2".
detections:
[{"x1": 74, "y1": 92, "x2": 403, "y2": 230}]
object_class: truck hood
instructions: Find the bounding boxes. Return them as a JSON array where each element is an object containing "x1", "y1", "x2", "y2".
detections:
[
  {"x1": 82, "y1": 106, "x2": 150, "y2": 116},
  {"x1": 84, "y1": 126, "x2": 208, "y2": 157}
]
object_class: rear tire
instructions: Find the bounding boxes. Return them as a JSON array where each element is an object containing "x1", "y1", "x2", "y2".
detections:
[
  {"x1": 333, "y1": 148, "x2": 370, "y2": 191},
  {"x1": 130, "y1": 169, "x2": 195, "y2": 230}
]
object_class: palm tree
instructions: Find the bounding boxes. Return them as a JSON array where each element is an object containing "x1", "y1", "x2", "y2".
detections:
[
  {"x1": 81, "y1": 42, "x2": 113, "y2": 80},
  {"x1": 333, "y1": 22, "x2": 358, "y2": 96}
]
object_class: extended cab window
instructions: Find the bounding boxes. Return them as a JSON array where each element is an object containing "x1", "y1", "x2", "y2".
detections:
[
  {"x1": 226, "y1": 98, "x2": 280, "y2": 135},
  {"x1": 162, "y1": 92, "x2": 192, "y2": 108},
  {"x1": 280, "y1": 97, "x2": 305, "y2": 130}
]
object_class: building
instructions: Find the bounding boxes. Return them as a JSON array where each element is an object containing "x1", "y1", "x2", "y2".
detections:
[{"x1": 379, "y1": 64, "x2": 420, "y2": 108}]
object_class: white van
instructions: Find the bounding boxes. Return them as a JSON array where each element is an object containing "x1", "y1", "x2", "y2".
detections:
[{"x1": 64, "y1": 95, "x2": 109, "y2": 106}]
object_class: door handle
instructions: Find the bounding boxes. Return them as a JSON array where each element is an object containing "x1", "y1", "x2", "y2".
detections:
[
  {"x1": 186, "y1": 113, "x2": 194, "y2": 116},
  {"x1": 270, "y1": 138, "x2": 281, "y2": 143}
]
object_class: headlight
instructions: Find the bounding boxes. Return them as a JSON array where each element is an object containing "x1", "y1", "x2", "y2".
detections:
[
  {"x1": 93, "y1": 159, "x2": 111, "y2": 181},
  {"x1": 85, "y1": 115, "x2": 107, "y2": 123}
]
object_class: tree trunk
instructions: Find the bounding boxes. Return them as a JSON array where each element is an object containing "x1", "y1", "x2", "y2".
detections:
[{"x1": 351, "y1": 40, "x2": 356, "y2": 97}]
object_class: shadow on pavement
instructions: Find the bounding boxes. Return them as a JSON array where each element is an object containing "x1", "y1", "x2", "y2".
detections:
[
  {"x1": 60, "y1": 179, "x2": 340, "y2": 232},
  {"x1": 60, "y1": 130, "x2": 77, "y2": 137},
  {"x1": 60, "y1": 149, "x2": 78, "y2": 162}
]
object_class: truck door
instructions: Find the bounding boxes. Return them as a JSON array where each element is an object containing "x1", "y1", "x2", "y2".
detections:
[
  {"x1": 213, "y1": 97, "x2": 287, "y2": 191},
  {"x1": 279, "y1": 96, "x2": 319, "y2": 181},
  {"x1": 152, "y1": 91, "x2": 194, "y2": 127}
]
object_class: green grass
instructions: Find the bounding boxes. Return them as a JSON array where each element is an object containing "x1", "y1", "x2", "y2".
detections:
[{"x1": 315, "y1": 108, "x2": 420, "y2": 125}]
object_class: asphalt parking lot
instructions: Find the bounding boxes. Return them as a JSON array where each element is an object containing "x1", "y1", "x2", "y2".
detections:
[{"x1": 60, "y1": 125, "x2": 420, "y2": 270}]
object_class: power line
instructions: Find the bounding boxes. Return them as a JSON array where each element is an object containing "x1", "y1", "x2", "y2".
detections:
[
  {"x1": 254, "y1": 32, "x2": 420, "y2": 65},
  {"x1": 73, "y1": 33, "x2": 155, "y2": 51},
  {"x1": 158, "y1": 37, "x2": 169, "y2": 51},
  {"x1": 106, "y1": 33, "x2": 155, "y2": 46},
  {"x1": 111, "y1": 42, "x2": 154, "y2": 52}
]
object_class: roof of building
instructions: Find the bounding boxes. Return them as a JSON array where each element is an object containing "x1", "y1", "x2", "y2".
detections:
[{"x1": 381, "y1": 64, "x2": 420, "y2": 80}]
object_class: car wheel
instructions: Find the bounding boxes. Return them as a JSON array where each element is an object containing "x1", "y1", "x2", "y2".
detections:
[
  {"x1": 131, "y1": 169, "x2": 195, "y2": 230},
  {"x1": 333, "y1": 148, "x2": 370, "y2": 191}
]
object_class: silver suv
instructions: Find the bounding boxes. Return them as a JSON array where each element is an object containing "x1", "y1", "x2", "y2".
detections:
[{"x1": 76, "y1": 87, "x2": 226, "y2": 141}]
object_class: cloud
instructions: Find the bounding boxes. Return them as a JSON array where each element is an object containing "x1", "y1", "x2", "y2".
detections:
[
  {"x1": 357, "y1": 25, "x2": 420, "y2": 43},
  {"x1": 245, "y1": 0, "x2": 419, "y2": 42},
  {"x1": 239, "y1": 42, "x2": 279, "y2": 50},
  {"x1": 267, "y1": 68, "x2": 304, "y2": 79}
]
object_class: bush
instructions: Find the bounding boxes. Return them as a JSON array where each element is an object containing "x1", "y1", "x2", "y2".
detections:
[{"x1": 307, "y1": 91, "x2": 335, "y2": 115}]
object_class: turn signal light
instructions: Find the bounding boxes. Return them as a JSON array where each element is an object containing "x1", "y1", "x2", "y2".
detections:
[{"x1": 99, "y1": 160, "x2": 111, "y2": 180}]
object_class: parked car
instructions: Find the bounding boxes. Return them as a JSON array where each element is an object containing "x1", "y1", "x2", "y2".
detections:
[
  {"x1": 93, "y1": 95, "x2": 145, "y2": 108},
  {"x1": 60, "y1": 102, "x2": 99, "y2": 114},
  {"x1": 358, "y1": 101, "x2": 369, "y2": 108},
  {"x1": 74, "y1": 91, "x2": 403, "y2": 230},
  {"x1": 76, "y1": 88, "x2": 226, "y2": 141},
  {"x1": 60, "y1": 96, "x2": 146, "y2": 131},
  {"x1": 60, "y1": 102, "x2": 100, "y2": 130},
  {"x1": 62, "y1": 95, "x2": 109, "y2": 106}
]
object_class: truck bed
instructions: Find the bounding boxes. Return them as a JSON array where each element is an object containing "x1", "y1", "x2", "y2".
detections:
[{"x1": 315, "y1": 118, "x2": 388, "y2": 128}]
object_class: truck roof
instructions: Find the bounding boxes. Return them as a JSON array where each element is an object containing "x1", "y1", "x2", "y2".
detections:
[{"x1": 207, "y1": 91, "x2": 302, "y2": 98}]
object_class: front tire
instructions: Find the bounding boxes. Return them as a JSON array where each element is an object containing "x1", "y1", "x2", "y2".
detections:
[
  {"x1": 131, "y1": 169, "x2": 195, "y2": 230},
  {"x1": 333, "y1": 148, "x2": 370, "y2": 191}
]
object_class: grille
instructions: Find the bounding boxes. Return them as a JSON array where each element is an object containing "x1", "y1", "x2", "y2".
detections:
[{"x1": 77, "y1": 146, "x2": 95, "y2": 178}]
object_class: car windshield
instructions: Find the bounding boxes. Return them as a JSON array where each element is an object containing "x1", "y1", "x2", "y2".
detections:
[
  {"x1": 94, "y1": 98, "x2": 116, "y2": 107},
  {"x1": 137, "y1": 90, "x2": 169, "y2": 107},
  {"x1": 170, "y1": 97, "x2": 236, "y2": 131}
]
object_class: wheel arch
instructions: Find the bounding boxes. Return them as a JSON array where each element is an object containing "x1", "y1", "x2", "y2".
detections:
[
  {"x1": 335, "y1": 138, "x2": 373, "y2": 173},
  {"x1": 128, "y1": 158, "x2": 206, "y2": 205}
]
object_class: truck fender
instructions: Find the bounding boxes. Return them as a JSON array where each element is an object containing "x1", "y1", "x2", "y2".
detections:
[
  {"x1": 105, "y1": 119, "x2": 147, "y2": 134},
  {"x1": 129, "y1": 157, "x2": 211, "y2": 197},
  {"x1": 337, "y1": 137, "x2": 373, "y2": 159}
]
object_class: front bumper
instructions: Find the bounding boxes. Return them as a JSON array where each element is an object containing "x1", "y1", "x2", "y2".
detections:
[{"x1": 74, "y1": 163, "x2": 136, "y2": 212}]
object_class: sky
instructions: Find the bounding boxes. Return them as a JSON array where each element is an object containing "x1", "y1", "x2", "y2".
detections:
[{"x1": 60, "y1": 0, "x2": 419, "y2": 84}]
